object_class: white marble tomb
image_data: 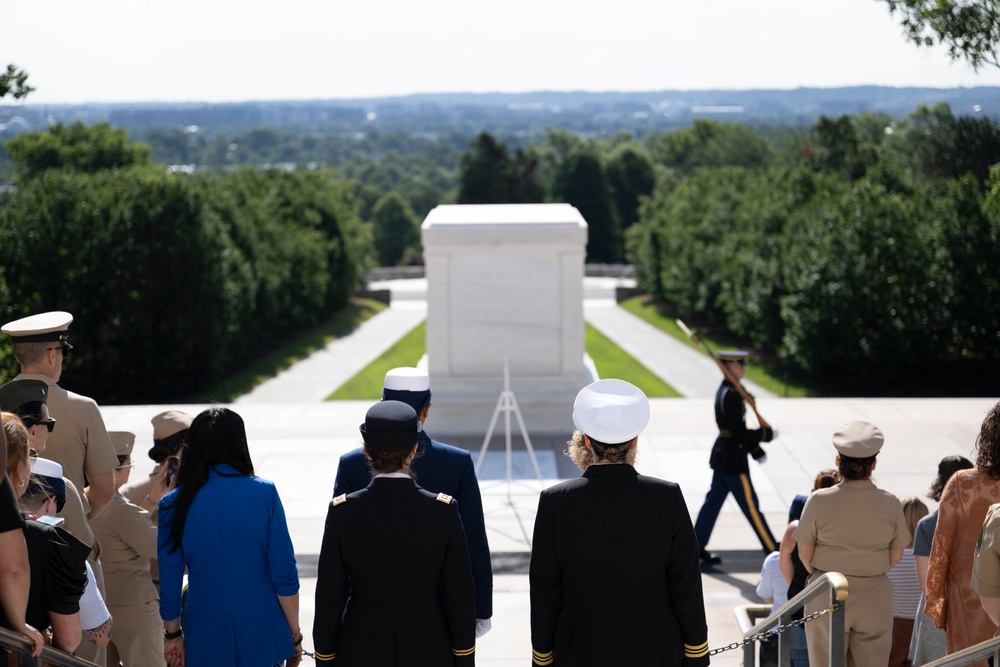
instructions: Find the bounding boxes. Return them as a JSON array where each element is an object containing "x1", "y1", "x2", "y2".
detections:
[{"x1": 420, "y1": 203, "x2": 591, "y2": 436}]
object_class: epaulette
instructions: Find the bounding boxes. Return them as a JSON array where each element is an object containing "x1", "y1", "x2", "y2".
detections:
[
  {"x1": 331, "y1": 494, "x2": 347, "y2": 507},
  {"x1": 436, "y1": 492, "x2": 453, "y2": 504}
]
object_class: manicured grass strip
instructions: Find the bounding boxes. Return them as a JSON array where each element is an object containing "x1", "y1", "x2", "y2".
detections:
[
  {"x1": 328, "y1": 321, "x2": 426, "y2": 400},
  {"x1": 194, "y1": 297, "x2": 388, "y2": 402},
  {"x1": 586, "y1": 323, "x2": 681, "y2": 397},
  {"x1": 618, "y1": 295, "x2": 813, "y2": 397}
]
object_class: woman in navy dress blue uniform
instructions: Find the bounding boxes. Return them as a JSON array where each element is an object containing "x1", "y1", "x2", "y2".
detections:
[{"x1": 313, "y1": 400, "x2": 476, "y2": 666}]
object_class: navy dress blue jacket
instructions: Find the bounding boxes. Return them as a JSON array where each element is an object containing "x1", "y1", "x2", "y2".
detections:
[{"x1": 334, "y1": 431, "x2": 493, "y2": 620}]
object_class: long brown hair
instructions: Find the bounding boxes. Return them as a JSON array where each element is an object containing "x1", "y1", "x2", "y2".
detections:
[{"x1": 976, "y1": 401, "x2": 1000, "y2": 480}]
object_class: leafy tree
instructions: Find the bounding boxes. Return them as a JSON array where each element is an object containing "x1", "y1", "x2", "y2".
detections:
[
  {"x1": 553, "y1": 148, "x2": 621, "y2": 263},
  {"x1": 877, "y1": 0, "x2": 1000, "y2": 70},
  {"x1": 0, "y1": 64, "x2": 32, "y2": 100},
  {"x1": 458, "y1": 132, "x2": 512, "y2": 204},
  {"x1": 605, "y1": 144, "x2": 656, "y2": 230},
  {"x1": 805, "y1": 115, "x2": 874, "y2": 180},
  {"x1": 6, "y1": 122, "x2": 151, "y2": 178},
  {"x1": 647, "y1": 120, "x2": 775, "y2": 175},
  {"x1": 371, "y1": 192, "x2": 420, "y2": 266}
]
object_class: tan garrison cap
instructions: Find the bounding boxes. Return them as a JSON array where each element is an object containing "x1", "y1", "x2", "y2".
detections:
[
  {"x1": 1, "y1": 311, "x2": 74, "y2": 347},
  {"x1": 109, "y1": 431, "x2": 136, "y2": 457},
  {"x1": 152, "y1": 410, "x2": 194, "y2": 440},
  {"x1": 832, "y1": 420, "x2": 884, "y2": 458}
]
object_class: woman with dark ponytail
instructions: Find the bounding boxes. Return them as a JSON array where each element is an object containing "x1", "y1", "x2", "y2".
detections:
[{"x1": 157, "y1": 407, "x2": 302, "y2": 667}]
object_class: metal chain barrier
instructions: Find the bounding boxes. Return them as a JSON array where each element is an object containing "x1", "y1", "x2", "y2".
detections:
[{"x1": 708, "y1": 602, "x2": 842, "y2": 656}]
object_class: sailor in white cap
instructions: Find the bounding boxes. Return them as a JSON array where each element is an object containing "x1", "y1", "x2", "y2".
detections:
[
  {"x1": 529, "y1": 379, "x2": 709, "y2": 667},
  {"x1": 2, "y1": 311, "x2": 118, "y2": 522},
  {"x1": 693, "y1": 350, "x2": 779, "y2": 564},
  {"x1": 794, "y1": 420, "x2": 908, "y2": 667},
  {"x1": 334, "y1": 367, "x2": 494, "y2": 635}
]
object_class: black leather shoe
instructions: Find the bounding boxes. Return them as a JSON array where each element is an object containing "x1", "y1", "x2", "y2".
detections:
[{"x1": 700, "y1": 550, "x2": 722, "y2": 565}]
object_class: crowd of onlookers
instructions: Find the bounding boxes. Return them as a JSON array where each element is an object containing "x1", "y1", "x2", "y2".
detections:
[{"x1": 756, "y1": 400, "x2": 1000, "y2": 667}]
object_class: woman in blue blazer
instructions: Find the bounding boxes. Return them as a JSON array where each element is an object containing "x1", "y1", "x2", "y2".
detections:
[{"x1": 158, "y1": 407, "x2": 302, "y2": 667}]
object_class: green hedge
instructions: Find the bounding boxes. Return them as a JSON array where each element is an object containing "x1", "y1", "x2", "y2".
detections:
[{"x1": 0, "y1": 166, "x2": 366, "y2": 403}]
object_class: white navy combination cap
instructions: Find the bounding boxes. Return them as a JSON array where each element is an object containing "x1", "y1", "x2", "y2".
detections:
[
  {"x1": 572, "y1": 379, "x2": 650, "y2": 444},
  {"x1": 718, "y1": 350, "x2": 749, "y2": 363},
  {"x1": 1, "y1": 311, "x2": 74, "y2": 348},
  {"x1": 382, "y1": 367, "x2": 432, "y2": 413},
  {"x1": 832, "y1": 420, "x2": 884, "y2": 458}
]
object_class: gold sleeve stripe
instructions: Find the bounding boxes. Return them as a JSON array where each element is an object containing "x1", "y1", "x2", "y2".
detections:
[
  {"x1": 437, "y1": 492, "x2": 453, "y2": 504},
  {"x1": 332, "y1": 494, "x2": 347, "y2": 506},
  {"x1": 533, "y1": 648, "x2": 555, "y2": 665},
  {"x1": 313, "y1": 649, "x2": 336, "y2": 660},
  {"x1": 685, "y1": 641, "x2": 710, "y2": 658},
  {"x1": 452, "y1": 645, "x2": 476, "y2": 656}
]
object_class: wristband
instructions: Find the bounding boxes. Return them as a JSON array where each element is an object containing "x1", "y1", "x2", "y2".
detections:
[{"x1": 164, "y1": 629, "x2": 183, "y2": 640}]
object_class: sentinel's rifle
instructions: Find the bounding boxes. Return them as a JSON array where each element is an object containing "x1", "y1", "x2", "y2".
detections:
[{"x1": 675, "y1": 319, "x2": 772, "y2": 430}]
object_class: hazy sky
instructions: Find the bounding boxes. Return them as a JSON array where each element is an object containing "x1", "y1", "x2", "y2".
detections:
[{"x1": 7, "y1": 0, "x2": 1000, "y2": 105}]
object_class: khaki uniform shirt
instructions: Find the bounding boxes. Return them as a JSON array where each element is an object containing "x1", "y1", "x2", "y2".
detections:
[
  {"x1": 972, "y1": 502, "x2": 1000, "y2": 640},
  {"x1": 794, "y1": 479, "x2": 910, "y2": 576},
  {"x1": 15, "y1": 373, "x2": 118, "y2": 512},
  {"x1": 89, "y1": 493, "x2": 157, "y2": 606}
]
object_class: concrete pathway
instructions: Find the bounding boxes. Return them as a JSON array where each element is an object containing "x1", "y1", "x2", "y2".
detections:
[{"x1": 234, "y1": 300, "x2": 426, "y2": 404}]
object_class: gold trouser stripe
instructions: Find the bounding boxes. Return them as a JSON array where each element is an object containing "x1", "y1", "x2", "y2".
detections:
[
  {"x1": 739, "y1": 473, "x2": 776, "y2": 552},
  {"x1": 685, "y1": 641, "x2": 710, "y2": 658},
  {"x1": 453, "y1": 645, "x2": 476, "y2": 656}
]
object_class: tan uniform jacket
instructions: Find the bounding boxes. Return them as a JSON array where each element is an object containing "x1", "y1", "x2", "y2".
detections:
[
  {"x1": 794, "y1": 478, "x2": 910, "y2": 575},
  {"x1": 14, "y1": 373, "x2": 117, "y2": 513},
  {"x1": 89, "y1": 493, "x2": 157, "y2": 606},
  {"x1": 972, "y1": 503, "x2": 1000, "y2": 637}
]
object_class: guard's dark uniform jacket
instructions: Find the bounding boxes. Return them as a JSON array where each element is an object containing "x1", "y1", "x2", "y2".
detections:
[
  {"x1": 334, "y1": 431, "x2": 493, "y2": 619},
  {"x1": 708, "y1": 380, "x2": 771, "y2": 474},
  {"x1": 694, "y1": 380, "x2": 778, "y2": 553},
  {"x1": 313, "y1": 477, "x2": 477, "y2": 666},
  {"x1": 529, "y1": 464, "x2": 710, "y2": 667}
]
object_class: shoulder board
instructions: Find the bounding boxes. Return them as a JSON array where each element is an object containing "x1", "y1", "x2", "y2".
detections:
[
  {"x1": 436, "y1": 493, "x2": 453, "y2": 504},
  {"x1": 331, "y1": 494, "x2": 347, "y2": 507}
]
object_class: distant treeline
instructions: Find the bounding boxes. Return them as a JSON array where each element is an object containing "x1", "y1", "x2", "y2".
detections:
[{"x1": 1, "y1": 101, "x2": 999, "y2": 399}]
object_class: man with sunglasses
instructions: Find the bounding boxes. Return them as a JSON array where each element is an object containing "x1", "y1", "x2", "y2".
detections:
[
  {"x1": 2, "y1": 311, "x2": 117, "y2": 523},
  {"x1": 692, "y1": 350, "x2": 780, "y2": 565}
]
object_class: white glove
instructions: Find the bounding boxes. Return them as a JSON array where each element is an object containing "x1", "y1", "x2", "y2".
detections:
[
  {"x1": 757, "y1": 454, "x2": 768, "y2": 464},
  {"x1": 771, "y1": 429, "x2": 780, "y2": 440},
  {"x1": 475, "y1": 618, "x2": 492, "y2": 637}
]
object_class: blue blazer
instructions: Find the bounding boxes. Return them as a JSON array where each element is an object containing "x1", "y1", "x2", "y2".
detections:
[{"x1": 334, "y1": 431, "x2": 493, "y2": 619}]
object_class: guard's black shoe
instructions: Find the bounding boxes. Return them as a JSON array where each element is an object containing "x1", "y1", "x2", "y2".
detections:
[{"x1": 700, "y1": 550, "x2": 722, "y2": 565}]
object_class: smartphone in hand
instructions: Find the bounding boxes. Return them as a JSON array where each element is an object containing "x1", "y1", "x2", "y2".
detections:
[
  {"x1": 166, "y1": 455, "x2": 181, "y2": 486},
  {"x1": 36, "y1": 515, "x2": 65, "y2": 527}
]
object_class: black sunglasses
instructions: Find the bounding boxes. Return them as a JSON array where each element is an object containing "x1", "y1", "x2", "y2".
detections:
[{"x1": 27, "y1": 418, "x2": 56, "y2": 433}]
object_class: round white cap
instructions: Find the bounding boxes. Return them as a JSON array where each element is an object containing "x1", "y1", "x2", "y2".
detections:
[
  {"x1": 572, "y1": 379, "x2": 650, "y2": 444},
  {"x1": 383, "y1": 367, "x2": 430, "y2": 392}
]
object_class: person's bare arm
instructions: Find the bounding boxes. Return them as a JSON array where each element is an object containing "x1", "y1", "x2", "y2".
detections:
[
  {"x1": 84, "y1": 470, "x2": 115, "y2": 519},
  {"x1": 915, "y1": 554, "x2": 930, "y2": 594},
  {"x1": 49, "y1": 611, "x2": 82, "y2": 654},
  {"x1": 889, "y1": 548, "x2": 904, "y2": 569},
  {"x1": 0, "y1": 529, "x2": 42, "y2": 655},
  {"x1": 798, "y1": 542, "x2": 816, "y2": 573},
  {"x1": 779, "y1": 521, "x2": 798, "y2": 584},
  {"x1": 278, "y1": 593, "x2": 303, "y2": 667}
]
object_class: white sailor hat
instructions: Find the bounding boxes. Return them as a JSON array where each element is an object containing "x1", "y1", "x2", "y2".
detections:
[
  {"x1": 832, "y1": 420, "x2": 884, "y2": 458},
  {"x1": 572, "y1": 379, "x2": 650, "y2": 444},
  {"x1": 382, "y1": 367, "x2": 431, "y2": 413},
  {"x1": 1, "y1": 311, "x2": 74, "y2": 348},
  {"x1": 27, "y1": 457, "x2": 66, "y2": 512}
]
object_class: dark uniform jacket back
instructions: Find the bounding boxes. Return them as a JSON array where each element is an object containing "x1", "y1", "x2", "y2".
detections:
[
  {"x1": 313, "y1": 476, "x2": 476, "y2": 666},
  {"x1": 529, "y1": 464, "x2": 710, "y2": 667},
  {"x1": 709, "y1": 380, "x2": 768, "y2": 474}
]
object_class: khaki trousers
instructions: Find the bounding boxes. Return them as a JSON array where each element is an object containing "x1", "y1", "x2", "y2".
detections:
[
  {"x1": 106, "y1": 600, "x2": 166, "y2": 667},
  {"x1": 805, "y1": 572, "x2": 893, "y2": 667}
]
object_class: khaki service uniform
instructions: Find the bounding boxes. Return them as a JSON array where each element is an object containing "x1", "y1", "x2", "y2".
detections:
[
  {"x1": 794, "y1": 479, "x2": 909, "y2": 667},
  {"x1": 90, "y1": 493, "x2": 165, "y2": 667},
  {"x1": 971, "y1": 503, "x2": 1000, "y2": 637},
  {"x1": 14, "y1": 373, "x2": 118, "y2": 510}
]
